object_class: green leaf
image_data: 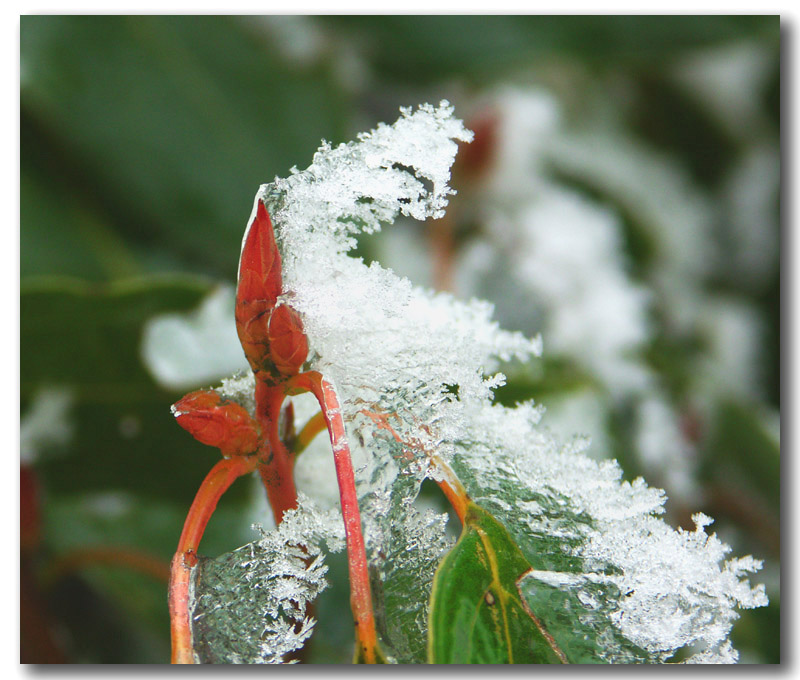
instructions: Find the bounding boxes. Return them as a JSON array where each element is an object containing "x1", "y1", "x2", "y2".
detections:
[
  {"x1": 447, "y1": 457, "x2": 656, "y2": 663},
  {"x1": 21, "y1": 275, "x2": 260, "y2": 504},
  {"x1": 428, "y1": 501, "x2": 566, "y2": 664},
  {"x1": 703, "y1": 399, "x2": 780, "y2": 512},
  {"x1": 700, "y1": 399, "x2": 781, "y2": 559},
  {"x1": 495, "y1": 356, "x2": 599, "y2": 407},
  {"x1": 21, "y1": 275, "x2": 213, "y2": 401},
  {"x1": 319, "y1": 16, "x2": 776, "y2": 85},
  {"x1": 21, "y1": 169, "x2": 138, "y2": 282},
  {"x1": 21, "y1": 15, "x2": 347, "y2": 279}
]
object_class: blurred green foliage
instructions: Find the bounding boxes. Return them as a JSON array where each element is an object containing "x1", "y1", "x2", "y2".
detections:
[{"x1": 20, "y1": 15, "x2": 779, "y2": 664}]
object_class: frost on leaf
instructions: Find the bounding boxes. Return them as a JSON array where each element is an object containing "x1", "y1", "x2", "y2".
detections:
[
  {"x1": 190, "y1": 496, "x2": 344, "y2": 664},
  {"x1": 369, "y1": 499, "x2": 454, "y2": 663},
  {"x1": 252, "y1": 101, "x2": 541, "y2": 660},
  {"x1": 450, "y1": 401, "x2": 767, "y2": 663},
  {"x1": 175, "y1": 101, "x2": 766, "y2": 664}
]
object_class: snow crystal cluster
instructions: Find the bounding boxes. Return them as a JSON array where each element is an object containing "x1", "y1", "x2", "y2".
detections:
[
  {"x1": 444, "y1": 87, "x2": 711, "y2": 503},
  {"x1": 190, "y1": 494, "x2": 345, "y2": 664},
  {"x1": 145, "y1": 101, "x2": 767, "y2": 663},
  {"x1": 452, "y1": 400, "x2": 767, "y2": 663},
  {"x1": 256, "y1": 101, "x2": 766, "y2": 663},
  {"x1": 263, "y1": 101, "x2": 539, "y2": 450}
]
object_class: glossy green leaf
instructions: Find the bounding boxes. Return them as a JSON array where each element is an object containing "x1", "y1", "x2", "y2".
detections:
[
  {"x1": 21, "y1": 275, "x2": 260, "y2": 503},
  {"x1": 21, "y1": 15, "x2": 346, "y2": 279},
  {"x1": 320, "y1": 16, "x2": 776, "y2": 85},
  {"x1": 428, "y1": 501, "x2": 567, "y2": 664},
  {"x1": 447, "y1": 460, "x2": 657, "y2": 664},
  {"x1": 21, "y1": 275, "x2": 212, "y2": 401}
]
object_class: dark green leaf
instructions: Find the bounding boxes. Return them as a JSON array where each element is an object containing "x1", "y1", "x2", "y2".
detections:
[
  {"x1": 428, "y1": 501, "x2": 566, "y2": 664},
  {"x1": 21, "y1": 275, "x2": 258, "y2": 503},
  {"x1": 320, "y1": 16, "x2": 777, "y2": 85},
  {"x1": 448, "y1": 462, "x2": 656, "y2": 663},
  {"x1": 495, "y1": 356, "x2": 598, "y2": 407},
  {"x1": 20, "y1": 169, "x2": 138, "y2": 282},
  {"x1": 21, "y1": 15, "x2": 347, "y2": 278},
  {"x1": 703, "y1": 400, "x2": 780, "y2": 512},
  {"x1": 21, "y1": 275, "x2": 212, "y2": 401}
]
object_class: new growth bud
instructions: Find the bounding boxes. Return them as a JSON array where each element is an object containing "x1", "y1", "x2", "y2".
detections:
[
  {"x1": 235, "y1": 199, "x2": 309, "y2": 383},
  {"x1": 172, "y1": 390, "x2": 260, "y2": 457}
]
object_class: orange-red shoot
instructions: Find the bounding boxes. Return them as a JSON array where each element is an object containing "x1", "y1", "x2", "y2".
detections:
[
  {"x1": 235, "y1": 200, "x2": 308, "y2": 383},
  {"x1": 170, "y1": 199, "x2": 381, "y2": 664},
  {"x1": 173, "y1": 390, "x2": 260, "y2": 458}
]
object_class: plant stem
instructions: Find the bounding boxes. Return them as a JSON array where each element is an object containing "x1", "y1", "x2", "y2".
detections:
[
  {"x1": 287, "y1": 371, "x2": 381, "y2": 664},
  {"x1": 255, "y1": 380, "x2": 298, "y2": 524},
  {"x1": 169, "y1": 455, "x2": 258, "y2": 664},
  {"x1": 293, "y1": 411, "x2": 326, "y2": 455},
  {"x1": 430, "y1": 455, "x2": 469, "y2": 525},
  {"x1": 359, "y1": 408, "x2": 470, "y2": 525},
  {"x1": 43, "y1": 546, "x2": 170, "y2": 589}
]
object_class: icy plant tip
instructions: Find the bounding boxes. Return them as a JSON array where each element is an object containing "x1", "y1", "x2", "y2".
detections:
[{"x1": 164, "y1": 101, "x2": 766, "y2": 665}]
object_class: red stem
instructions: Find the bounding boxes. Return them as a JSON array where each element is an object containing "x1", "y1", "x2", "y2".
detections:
[
  {"x1": 287, "y1": 371, "x2": 380, "y2": 663},
  {"x1": 169, "y1": 455, "x2": 258, "y2": 664},
  {"x1": 255, "y1": 381, "x2": 299, "y2": 524},
  {"x1": 430, "y1": 455, "x2": 469, "y2": 525},
  {"x1": 45, "y1": 546, "x2": 171, "y2": 587}
]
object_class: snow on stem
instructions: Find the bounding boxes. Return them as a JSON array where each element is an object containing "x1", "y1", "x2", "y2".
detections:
[
  {"x1": 287, "y1": 371, "x2": 381, "y2": 664},
  {"x1": 430, "y1": 455, "x2": 469, "y2": 525}
]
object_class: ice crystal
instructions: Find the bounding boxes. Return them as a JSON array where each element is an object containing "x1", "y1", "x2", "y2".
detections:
[
  {"x1": 442, "y1": 87, "x2": 703, "y2": 504},
  {"x1": 191, "y1": 494, "x2": 344, "y2": 663},
  {"x1": 451, "y1": 400, "x2": 766, "y2": 663},
  {"x1": 258, "y1": 102, "x2": 765, "y2": 663},
  {"x1": 151, "y1": 101, "x2": 766, "y2": 663},
  {"x1": 371, "y1": 499, "x2": 454, "y2": 663},
  {"x1": 258, "y1": 101, "x2": 541, "y2": 491},
  {"x1": 216, "y1": 370, "x2": 257, "y2": 418}
]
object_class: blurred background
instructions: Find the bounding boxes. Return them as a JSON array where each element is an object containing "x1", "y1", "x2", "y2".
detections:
[{"x1": 20, "y1": 15, "x2": 780, "y2": 663}]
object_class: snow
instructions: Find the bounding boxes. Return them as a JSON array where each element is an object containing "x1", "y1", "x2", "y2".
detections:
[
  {"x1": 149, "y1": 101, "x2": 767, "y2": 663},
  {"x1": 190, "y1": 494, "x2": 344, "y2": 664}
]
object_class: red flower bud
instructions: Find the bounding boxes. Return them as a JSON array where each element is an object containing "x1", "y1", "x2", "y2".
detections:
[
  {"x1": 172, "y1": 390, "x2": 260, "y2": 457},
  {"x1": 237, "y1": 200, "x2": 282, "y2": 308},
  {"x1": 267, "y1": 304, "x2": 309, "y2": 377},
  {"x1": 235, "y1": 199, "x2": 310, "y2": 383}
]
